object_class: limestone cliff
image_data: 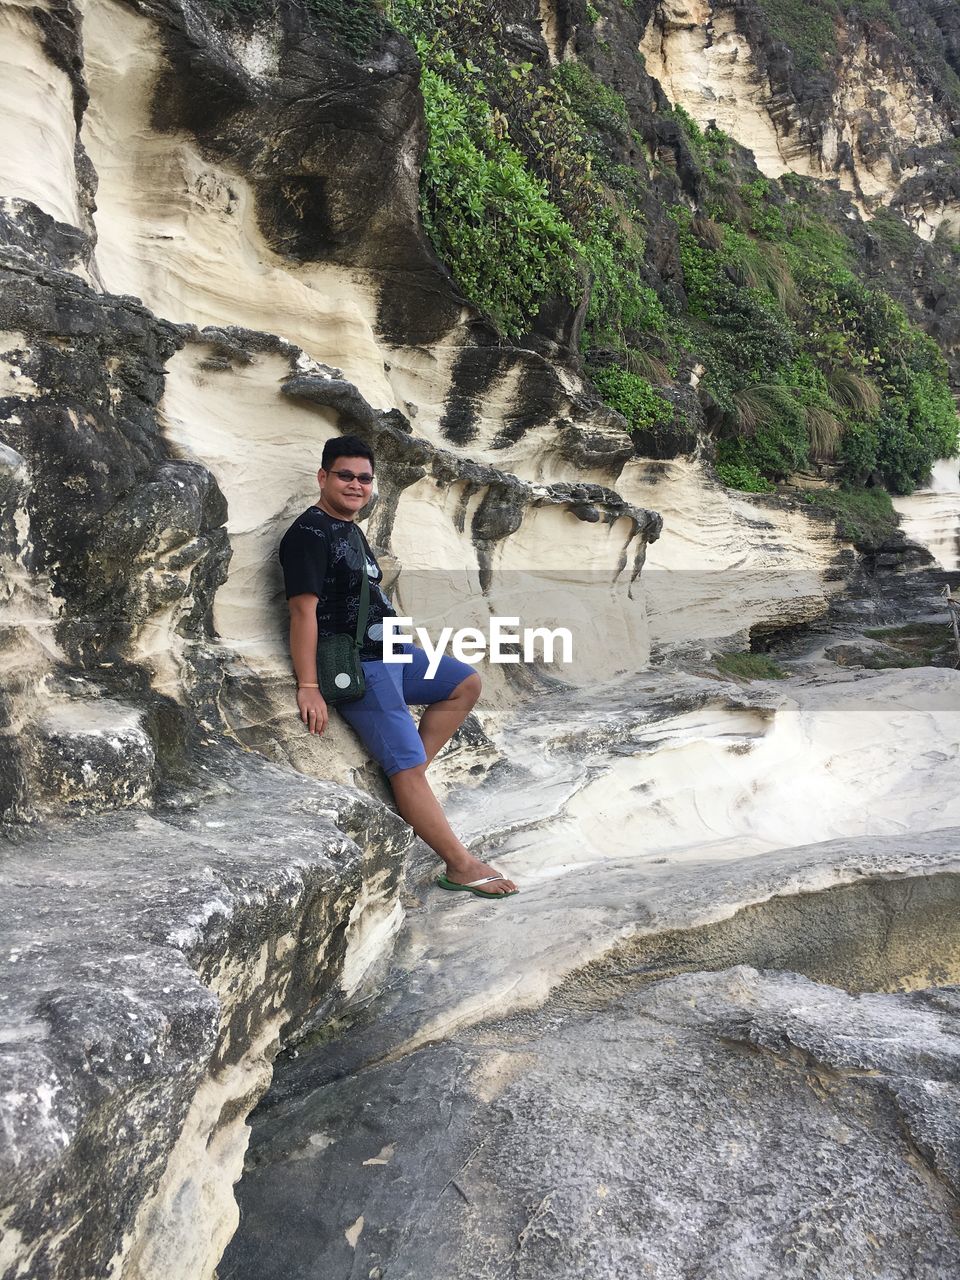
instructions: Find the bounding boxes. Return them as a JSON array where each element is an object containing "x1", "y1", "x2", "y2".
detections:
[
  {"x1": 1, "y1": 1, "x2": 960, "y2": 1279},
  {"x1": 637, "y1": 0, "x2": 960, "y2": 356},
  {"x1": 385, "y1": 0, "x2": 960, "y2": 491},
  {"x1": 641, "y1": 0, "x2": 957, "y2": 217},
  {"x1": 0, "y1": 3, "x2": 666, "y2": 1272}
]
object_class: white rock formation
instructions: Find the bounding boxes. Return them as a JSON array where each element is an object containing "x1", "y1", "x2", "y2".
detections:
[
  {"x1": 623, "y1": 454, "x2": 844, "y2": 654},
  {"x1": 901, "y1": 198, "x2": 960, "y2": 243},
  {"x1": 80, "y1": 0, "x2": 392, "y2": 402},
  {"x1": 0, "y1": 0, "x2": 908, "y2": 800},
  {"x1": 3, "y1": 2, "x2": 960, "y2": 1278},
  {"x1": 0, "y1": 7, "x2": 82, "y2": 229},
  {"x1": 640, "y1": 0, "x2": 950, "y2": 211},
  {"x1": 641, "y1": 0, "x2": 803, "y2": 179},
  {"x1": 477, "y1": 668, "x2": 960, "y2": 877},
  {"x1": 892, "y1": 457, "x2": 960, "y2": 572}
]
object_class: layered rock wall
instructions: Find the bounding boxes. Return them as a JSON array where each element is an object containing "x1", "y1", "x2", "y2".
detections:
[
  {"x1": 2, "y1": 2, "x2": 959, "y2": 1278},
  {"x1": 0, "y1": 3, "x2": 666, "y2": 1273},
  {"x1": 0, "y1": 760, "x2": 410, "y2": 1280},
  {"x1": 640, "y1": 0, "x2": 958, "y2": 226}
]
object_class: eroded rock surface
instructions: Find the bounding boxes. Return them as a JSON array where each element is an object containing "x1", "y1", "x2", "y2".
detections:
[
  {"x1": 0, "y1": 750, "x2": 410, "y2": 1280},
  {"x1": 640, "y1": 0, "x2": 956, "y2": 219},
  {"x1": 224, "y1": 830, "x2": 960, "y2": 1279},
  {"x1": 0, "y1": 2, "x2": 668, "y2": 1272},
  {"x1": 228, "y1": 970, "x2": 960, "y2": 1280},
  {"x1": 2, "y1": 1, "x2": 960, "y2": 1278},
  {"x1": 223, "y1": 666, "x2": 960, "y2": 1276}
]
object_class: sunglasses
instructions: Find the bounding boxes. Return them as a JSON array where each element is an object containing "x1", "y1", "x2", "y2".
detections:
[{"x1": 330, "y1": 469, "x2": 374, "y2": 485}]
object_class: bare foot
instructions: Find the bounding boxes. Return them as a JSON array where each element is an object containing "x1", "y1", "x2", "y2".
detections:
[{"x1": 443, "y1": 856, "x2": 518, "y2": 895}]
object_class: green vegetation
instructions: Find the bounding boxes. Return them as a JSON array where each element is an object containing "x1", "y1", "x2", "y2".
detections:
[
  {"x1": 668, "y1": 106, "x2": 733, "y2": 181},
  {"x1": 377, "y1": 0, "x2": 958, "y2": 477},
  {"x1": 870, "y1": 207, "x2": 921, "y2": 257},
  {"x1": 754, "y1": 0, "x2": 838, "y2": 74},
  {"x1": 860, "y1": 650, "x2": 924, "y2": 669},
  {"x1": 714, "y1": 459, "x2": 774, "y2": 492},
  {"x1": 714, "y1": 652, "x2": 789, "y2": 680},
  {"x1": 551, "y1": 62, "x2": 629, "y2": 138},
  {"x1": 797, "y1": 486, "x2": 899, "y2": 548},
  {"x1": 387, "y1": 0, "x2": 670, "y2": 425},
  {"x1": 864, "y1": 622, "x2": 959, "y2": 666},
  {"x1": 387, "y1": 1, "x2": 594, "y2": 337},
  {"x1": 417, "y1": 66, "x2": 579, "y2": 338},
  {"x1": 740, "y1": 178, "x2": 786, "y2": 238},
  {"x1": 827, "y1": 640, "x2": 925, "y2": 669},
  {"x1": 674, "y1": 197, "x2": 958, "y2": 494},
  {"x1": 589, "y1": 365, "x2": 672, "y2": 433}
]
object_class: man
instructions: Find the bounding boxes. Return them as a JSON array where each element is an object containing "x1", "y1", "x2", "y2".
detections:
[{"x1": 279, "y1": 434, "x2": 518, "y2": 899}]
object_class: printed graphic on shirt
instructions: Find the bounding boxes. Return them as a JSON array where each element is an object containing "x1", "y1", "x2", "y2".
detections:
[{"x1": 278, "y1": 506, "x2": 395, "y2": 659}]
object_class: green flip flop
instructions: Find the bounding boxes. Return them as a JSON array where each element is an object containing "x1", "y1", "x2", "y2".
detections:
[{"x1": 436, "y1": 873, "x2": 518, "y2": 899}]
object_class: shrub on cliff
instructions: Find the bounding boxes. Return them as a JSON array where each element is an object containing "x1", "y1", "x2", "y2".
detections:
[
  {"x1": 379, "y1": 0, "x2": 958, "y2": 492},
  {"x1": 587, "y1": 365, "x2": 672, "y2": 434},
  {"x1": 417, "y1": 64, "x2": 580, "y2": 338},
  {"x1": 673, "y1": 197, "x2": 958, "y2": 493}
]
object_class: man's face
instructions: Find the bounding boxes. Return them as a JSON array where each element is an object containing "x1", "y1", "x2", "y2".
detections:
[{"x1": 318, "y1": 455, "x2": 375, "y2": 519}]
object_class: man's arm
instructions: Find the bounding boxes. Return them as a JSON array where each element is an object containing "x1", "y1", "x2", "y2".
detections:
[{"x1": 288, "y1": 593, "x2": 328, "y2": 735}]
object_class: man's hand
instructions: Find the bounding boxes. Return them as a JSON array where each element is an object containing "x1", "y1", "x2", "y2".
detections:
[
  {"x1": 297, "y1": 687, "x2": 328, "y2": 735},
  {"x1": 289, "y1": 594, "x2": 324, "y2": 733}
]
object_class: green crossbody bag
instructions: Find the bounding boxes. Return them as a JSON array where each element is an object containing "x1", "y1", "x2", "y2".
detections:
[{"x1": 316, "y1": 526, "x2": 370, "y2": 706}]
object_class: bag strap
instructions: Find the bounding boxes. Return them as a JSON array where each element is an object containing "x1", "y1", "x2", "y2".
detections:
[{"x1": 349, "y1": 525, "x2": 371, "y2": 648}]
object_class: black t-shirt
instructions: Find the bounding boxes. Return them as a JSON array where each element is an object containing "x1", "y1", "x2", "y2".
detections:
[{"x1": 278, "y1": 506, "x2": 396, "y2": 660}]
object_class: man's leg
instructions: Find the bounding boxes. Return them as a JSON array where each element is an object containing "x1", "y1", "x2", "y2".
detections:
[
  {"x1": 417, "y1": 672, "x2": 481, "y2": 764},
  {"x1": 341, "y1": 658, "x2": 516, "y2": 894},
  {"x1": 389, "y1": 762, "x2": 518, "y2": 894}
]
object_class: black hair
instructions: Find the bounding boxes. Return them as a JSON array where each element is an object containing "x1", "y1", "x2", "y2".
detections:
[{"x1": 321, "y1": 434, "x2": 375, "y2": 472}]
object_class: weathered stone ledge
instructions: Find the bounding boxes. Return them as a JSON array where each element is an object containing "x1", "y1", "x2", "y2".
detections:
[
  {"x1": 187, "y1": 322, "x2": 662, "y2": 545},
  {"x1": 224, "y1": 817, "x2": 960, "y2": 1279},
  {"x1": 0, "y1": 747, "x2": 410, "y2": 1280}
]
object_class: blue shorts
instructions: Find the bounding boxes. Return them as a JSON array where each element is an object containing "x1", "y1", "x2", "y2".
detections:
[{"x1": 337, "y1": 645, "x2": 477, "y2": 776}]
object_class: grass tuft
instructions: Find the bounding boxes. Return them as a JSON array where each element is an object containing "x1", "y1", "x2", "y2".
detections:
[
  {"x1": 798, "y1": 486, "x2": 899, "y2": 548},
  {"x1": 714, "y1": 652, "x2": 789, "y2": 680}
]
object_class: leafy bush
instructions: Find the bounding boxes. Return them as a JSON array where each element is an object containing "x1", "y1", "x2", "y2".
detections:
[
  {"x1": 739, "y1": 178, "x2": 786, "y2": 238},
  {"x1": 390, "y1": 0, "x2": 671, "y2": 408},
  {"x1": 668, "y1": 107, "x2": 732, "y2": 180},
  {"x1": 797, "y1": 266, "x2": 959, "y2": 491},
  {"x1": 714, "y1": 460, "x2": 775, "y2": 492},
  {"x1": 389, "y1": 1, "x2": 618, "y2": 337},
  {"x1": 588, "y1": 365, "x2": 672, "y2": 432},
  {"x1": 754, "y1": 0, "x2": 839, "y2": 74},
  {"x1": 416, "y1": 66, "x2": 579, "y2": 337},
  {"x1": 551, "y1": 62, "x2": 629, "y2": 138},
  {"x1": 716, "y1": 415, "x2": 807, "y2": 484},
  {"x1": 583, "y1": 227, "x2": 667, "y2": 348},
  {"x1": 671, "y1": 197, "x2": 959, "y2": 490},
  {"x1": 870, "y1": 207, "x2": 921, "y2": 257}
]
